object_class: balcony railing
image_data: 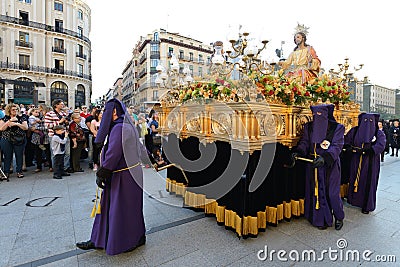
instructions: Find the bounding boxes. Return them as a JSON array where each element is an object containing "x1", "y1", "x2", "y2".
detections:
[
  {"x1": 139, "y1": 54, "x2": 147, "y2": 64},
  {"x1": 138, "y1": 69, "x2": 147, "y2": 79},
  {"x1": 76, "y1": 52, "x2": 87, "y2": 59},
  {"x1": 15, "y1": 40, "x2": 33, "y2": 48},
  {"x1": 0, "y1": 61, "x2": 91, "y2": 80},
  {"x1": 52, "y1": 47, "x2": 67, "y2": 54},
  {"x1": 0, "y1": 14, "x2": 91, "y2": 44}
]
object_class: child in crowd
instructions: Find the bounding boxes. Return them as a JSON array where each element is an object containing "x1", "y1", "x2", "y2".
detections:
[
  {"x1": 51, "y1": 125, "x2": 70, "y2": 179},
  {"x1": 152, "y1": 147, "x2": 167, "y2": 168},
  {"x1": 28, "y1": 108, "x2": 45, "y2": 150}
]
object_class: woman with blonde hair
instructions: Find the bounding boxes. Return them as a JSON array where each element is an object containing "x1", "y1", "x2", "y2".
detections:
[{"x1": 0, "y1": 104, "x2": 28, "y2": 180}]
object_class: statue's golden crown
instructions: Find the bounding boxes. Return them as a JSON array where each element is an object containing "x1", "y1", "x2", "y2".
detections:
[{"x1": 294, "y1": 22, "x2": 310, "y2": 36}]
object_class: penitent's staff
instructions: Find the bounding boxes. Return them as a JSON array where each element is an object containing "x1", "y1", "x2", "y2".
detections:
[{"x1": 154, "y1": 163, "x2": 189, "y2": 184}]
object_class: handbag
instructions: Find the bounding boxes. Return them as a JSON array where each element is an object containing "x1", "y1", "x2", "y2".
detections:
[{"x1": 9, "y1": 130, "x2": 25, "y2": 145}]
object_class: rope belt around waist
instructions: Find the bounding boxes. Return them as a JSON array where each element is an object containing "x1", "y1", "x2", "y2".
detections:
[{"x1": 112, "y1": 162, "x2": 141, "y2": 173}]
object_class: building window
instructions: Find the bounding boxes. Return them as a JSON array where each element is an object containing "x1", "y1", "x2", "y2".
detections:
[
  {"x1": 77, "y1": 64, "x2": 83, "y2": 76},
  {"x1": 168, "y1": 47, "x2": 173, "y2": 57},
  {"x1": 153, "y1": 32, "x2": 159, "y2": 41},
  {"x1": 77, "y1": 44, "x2": 83, "y2": 54},
  {"x1": 19, "y1": 11, "x2": 29, "y2": 25},
  {"x1": 55, "y1": 19, "x2": 63, "y2": 32},
  {"x1": 189, "y1": 65, "x2": 193, "y2": 76},
  {"x1": 19, "y1": 54, "x2": 30, "y2": 70},
  {"x1": 54, "y1": 38, "x2": 64, "y2": 50},
  {"x1": 199, "y1": 54, "x2": 203, "y2": 63},
  {"x1": 179, "y1": 50, "x2": 184, "y2": 60},
  {"x1": 19, "y1": 0, "x2": 32, "y2": 3},
  {"x1": 19, "y1": 31, "x2": 29, "y2": 43},
  {"x1": 189, "y1": 52, "x2": 193, "y2": 61},
  {"x1": 77, "y1": 26, "x2": 83, "y2": 38},
  {"x1": 78, "y1": 9, "x2": 83, "y2": 20},
  {"x1": 54, "y1": 1, "x2": 63, "y2": 12},
  {"x1": 198, "y1": 67, "x2": 203, "y2": 77},
  {"x1": 153, "y1": 90, "x2": 158, "y2": 100},
  {"x1": 54, "y1": 59, "x2": 64, "y2": 73}
]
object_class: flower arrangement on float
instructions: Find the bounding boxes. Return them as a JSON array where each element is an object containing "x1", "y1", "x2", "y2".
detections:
[{"x1": 176, "y1": 70, "x2": 352, "y2": 107}]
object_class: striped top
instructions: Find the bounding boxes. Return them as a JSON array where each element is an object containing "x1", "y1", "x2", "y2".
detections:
[{"x1": 44, "y1": 110, "x2": 67, "y2": 137}]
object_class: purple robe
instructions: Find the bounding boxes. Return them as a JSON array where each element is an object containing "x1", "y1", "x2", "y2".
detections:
[
  {"x1": 90, "y1": 121, "x2": 146, "y2": 255},
  {"x1": 296, "y1": 121, "x2": 344, "y2": 227},
  {"x1": 345, "y1": 113, "x2": 386, "y2": 212}
]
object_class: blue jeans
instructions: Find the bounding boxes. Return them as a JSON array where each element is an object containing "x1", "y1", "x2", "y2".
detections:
[{"x1": 0, "y1": 138, "x2": 26, "y2": 174}]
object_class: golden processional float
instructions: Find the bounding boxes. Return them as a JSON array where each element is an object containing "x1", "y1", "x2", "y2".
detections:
[{"x1": 154, "y1": 28, "x2": 361, "y2": 238}]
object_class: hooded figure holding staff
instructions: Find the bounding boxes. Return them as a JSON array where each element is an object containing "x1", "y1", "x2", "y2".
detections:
[{"x1": 76, "y1": 98, "x2": 149, "y2": 255}]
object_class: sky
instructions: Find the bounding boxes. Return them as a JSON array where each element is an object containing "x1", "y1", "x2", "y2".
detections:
[{"x1": 85, "y1": 0, "x2": 400, "y2": 101}]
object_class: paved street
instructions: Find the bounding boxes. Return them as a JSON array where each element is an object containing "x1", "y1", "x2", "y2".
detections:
[{"x1": 0, "y1": 155, "x2": 399, "y2": 267}]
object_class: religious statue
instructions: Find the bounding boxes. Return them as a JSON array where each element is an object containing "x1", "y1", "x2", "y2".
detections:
[{"x1": 279, "y1": 23, "x2": 321, "y2": 83}]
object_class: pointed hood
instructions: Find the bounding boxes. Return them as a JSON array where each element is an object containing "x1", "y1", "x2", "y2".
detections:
[
  {"x1": 354, "y1": 113, "x2": 378, "y2": 146},
  {"x1": 310, "y1": 104, "x2": 330, "y2": 144},
  {"x1": 94, "y1": 98, "x2": 127, "y2": 145}
]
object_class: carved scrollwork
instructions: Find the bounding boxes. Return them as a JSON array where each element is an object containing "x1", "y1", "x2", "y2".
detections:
[
  {"x1": 212, "y1": 113, "x2": 232, "y2": 135},
  {"x1": 296, "y1": 114, "x2": 312, "y2": 136},
  {"x1": 185, "y1": 113, "x2": 201, "y2": 132},
  {"x1": 167, "y1": 112, "x2": 178, "y2": 131},
  {"x1": 262, "y1": 113, "x2": 283, "y2": 137}
]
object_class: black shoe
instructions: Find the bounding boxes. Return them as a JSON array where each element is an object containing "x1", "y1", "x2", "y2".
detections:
[
  {"x1": 89, "y1": 163, "x2": 94, "y2": 169},
  {"x1": 53, "y1": 176, "x2": 62, "y2": 179},
  {"x1": 390, "y1": 154, "x2": 394, "y2": 157},
  {"x1": 361, "y1": 209, "x2": 369, "y2": 214},
  {"x1": 124, "y1": 235, "x2": 146, "y2": 253},
  {"x1": 66, "y1": 168, "x2": 74, "y2": 173},
  {"x1": 61, "y1": 172, "x2": 71, "y2": 176},
  {"x1": 317, "y1": 225, "x2": 327, "y2": 230},
  {"x1": 335, "y1": 219, "x2": 343, "y2": 230},
  {"x1": 75, "y1": 169, "x2": 84, "y2": 172},
  {"x1": 76, "y1": 240, "x2": 97, "y2": 250}
]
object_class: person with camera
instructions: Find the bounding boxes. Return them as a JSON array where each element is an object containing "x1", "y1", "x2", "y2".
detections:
[
  {"x1": 0, "y1": 104, "x2": 28, "y2": 180},
  {"x1": 45, "y1": 99, "x2": 72, "y2": 173}
]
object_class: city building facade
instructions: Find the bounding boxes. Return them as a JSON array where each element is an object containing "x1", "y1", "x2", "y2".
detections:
[
  {"x1": 122, "y1": 29, "x2": 213, "y2": 112},
  {"x1": 0, "y1": 0, "x2": 92, "y2": 107},
  {"x1": 112, "y1": 77, "x2": 122, "y2": 101},
  {"x1": 353, "y1": 77, "x2": 397, "y2": 118}
]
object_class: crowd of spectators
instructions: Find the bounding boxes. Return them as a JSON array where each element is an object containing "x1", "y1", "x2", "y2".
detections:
[{"x1": 0, "y1": 101, "x2": 164, "y2": 182}]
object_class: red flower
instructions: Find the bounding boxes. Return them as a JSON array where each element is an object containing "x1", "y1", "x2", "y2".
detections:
[
  {"x1": 305, "y1": 91, "x2": 310, "y2": 96},
  {"x1": 268, "y1": 90, "x2": 274, "y2": 96}
]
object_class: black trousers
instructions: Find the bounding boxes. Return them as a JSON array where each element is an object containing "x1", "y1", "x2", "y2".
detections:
[{"x1": 53, "y1": 154, "x2": 64, "y2": 177}]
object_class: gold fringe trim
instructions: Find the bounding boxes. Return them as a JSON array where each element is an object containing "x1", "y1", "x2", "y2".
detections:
[
  {"x1": 277, "y1": 204, "x2": 283, "y2": 221},
  {"x1": 291, "y1": 200, "x2": 300, "y2": 217},
  {"x1": 166, "y1": 178, "x2": 172, "y2": 192},
  {"x1": 243, "y1": 216, "x2": 258, "y2": 236},
  {"x1": 168, "y1": 179, "x2": 305, "y2": 236},
  {"x1": 225, "y1": 210, "x2": 242, "y2": 236},
  {"x1": 257, "y1": 211, "x2": 266, "y2": 229},
  {"x1": 300, "y1": 199, "x2": 305, "y2": 214},
  {"x1": 266, "y1": 206, "x2": 277, "y2": 225},
  {"x1": 283, "y1": 201, "x2": 291, "y2": 219},
  {"x1": 216, "y1": 205, "x2": 225, "y2": 223},
  {"x1": 175, "y1": 183, "x2": 186, "y2": 197},
  {"x1": 184, "y1": 191, "x2": 205, "y2": 209},
  {"x1": 205, "y1": 199, "x2": 217, "y2": 214},
  {"x1": 340, "y1": 183, "x2": 349, "y2": 198}
]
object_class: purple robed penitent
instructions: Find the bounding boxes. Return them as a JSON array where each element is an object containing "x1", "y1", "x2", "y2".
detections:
[
  {"x1": 296, "y1": 104, "x2": 344, "y2": 227},
  {"x1": 91, "y1": 99, "x2": 147, "y2": 255},
  {"x1": 345, "y1": 113, "x2": 386, "y2": 212}
]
